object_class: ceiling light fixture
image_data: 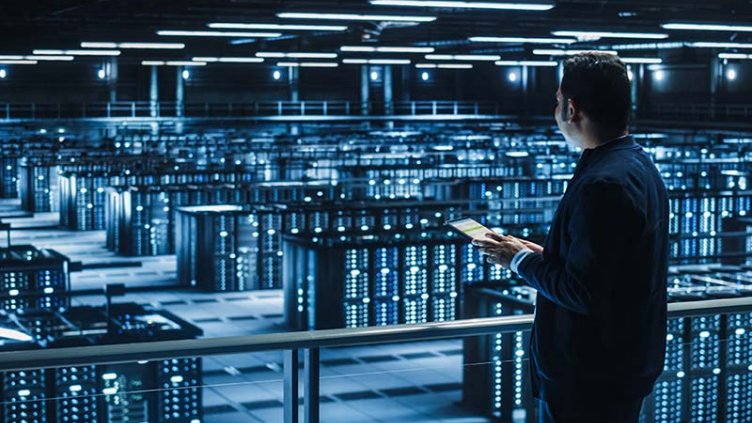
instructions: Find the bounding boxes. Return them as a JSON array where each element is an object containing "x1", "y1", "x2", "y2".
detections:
[
  {"x1": 369, "y1": 0, "x2": 554, "y2": 11},
  {"x1": 425, "y1": 54, "x2": 501, "y2": 61},
  {"x1": 495, "y1": 60, "x2": 558, "y2": 66},
  {"x1": 81, "y1": 42, "x2": 185, "y2": 49},
  {"x1": 620, "y1": 57, "x2": 663, "y2": 64},
  {"x1": 33, "y1": 49, "x2": 121, "y2": 56},
  {"x1": 256, "y1": 52, "x2": 338, "y2": 59},
  {"x1": 342, "y1": 58, "x2": 412, "y2": 64},
  {"x1": 662, "y1": 23, "x2": 752, "y2": 32},
  {"x1": 276, "y1": 12, "x2": 436, "y2": 22},
  {"x1": 208, "y1": 23, "x2": 347, "y2": 31},
  {"x1": 552, "y1": 30, "x2": 669, "y2": 40},
  {"x1": 141, "y1": 60, "x2": 207, "y2": 66},
  {"x1": 277, "y1": 62, "x2": 340, "y2": 67},
  {"x1": 341, "y1": 46, "x2": 435, "y2": 53},
  {"x1": 469, "y1": 36, "x2": 575, "y2": 44},
  {"x1": 192, "y1": 57, "x2": 265, "y2": 63},
  {"x1": 157, "y1": 30, "x2": 281, "y2": 38},
  {"x1": 533, "y1": 49, "x2": 617, "y2": 56},
  {"x1": 0, "y1": 60, "x2": 37, "y2": 65},
  {"x1": 691, "y1": 42, "x2": 752, "y2": 49}
]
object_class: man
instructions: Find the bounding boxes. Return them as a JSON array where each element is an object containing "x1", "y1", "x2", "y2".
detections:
[{"x1": 474, "y1": 53, "x2": 669, "y2": 423}]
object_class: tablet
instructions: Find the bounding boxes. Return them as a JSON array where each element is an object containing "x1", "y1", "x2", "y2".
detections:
[{"x1": 445, "y1": 218, "x2": 497, "y2": 242}]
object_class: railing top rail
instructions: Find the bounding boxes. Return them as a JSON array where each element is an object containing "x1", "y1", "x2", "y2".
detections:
[{"x1": 0, "y1": 297, "x2": 748, "y2": 372}]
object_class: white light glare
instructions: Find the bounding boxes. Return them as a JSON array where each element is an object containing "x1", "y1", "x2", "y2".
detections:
[
  {"x1": 182, "y1": 69, "x2": 190, "y2": 80},
  {"x1": 421, "y1": 71, "x2": 430, "y2": 81},
  {"x1": 0, "y1": 60, "x2": 37, "y2": 65},
  {"x1": 192, "y1": 57, "x2": 265, "y2": 63},
  {"x1": 691, "y1": 42, "x2": 752, "y2": 49},
  {"x1": 0, "y1": 55, "x2": 74, "y2": 61},
  {"x1": 33, "y1": 49, "x2": 121, "y2": 56},
  {"x1": 0, "y1": 69, "x2": 6, "y2": 79},
  {"x1": 533, "y1": 49, "x2": 617, "y2": 56},
  {"x1": 273, "y1": 70, "x2": 282, "y2": 80},
  {"x1": 508, "y1": 71, "x2": 518, "y2": 82},
  {"x1": 371, "y1": 71, "x2": 380, "y2": 81},
  {"x1": 719, "y1": 53, "x2": 752, "y2": 60},
  {"x1": 97, "y1": 68, "x2": 106, "y2": 79},
  {"x1": 276, "y1": 12, "x2": 437, "y2": 22},
  {"x1": 208, "y1": 22, "x2": 347, "y2": 31},
  {"x1": 277, "y1": 62, "x2": 339, "y2": 68},
  {"x1": 620, "y1": 57, "x2": 663, "y2": 64},
  {"x1": 662, "y1": 23, "x2": 752, "y2": 32},
  {"x1": 157, "y1": 30, "x2": 281, "y2": 37},
  {"x1": 369, "y1": 1, "x2": 554, "y2": 10},
  {"x1": 340, "y1": 46, "x2": 435, "y2": 53},
  {"x1": 257, "y1": 52, "x2": 337, "y2": 59},
  {"x1": 470, "y1": 36, "x2": 575, "y2": 44},
  {"x1": 726, "y1": 69, "x2": 738, "y2": 81},
  {"x1": 495, "y1": 60, "x2": 557, "y2": 66},
  {"x1": 141, "y1": 61, "x2": 206, "y2": 66},
  {"x1": 552, "y1": 30, "x2": 669, "y2": 40},
  {"x1": 81, "y1": 42, "x2": 185, "y2": 49},
  {"x1": 425, "y1": 54, "x2": 500, "y2": 61},
  {"x1": 342, "y1": 58, "x2": 412, "y2": 64},
  {"x1": 653, "y1": 70, "x2": 665, "y2": 81}
]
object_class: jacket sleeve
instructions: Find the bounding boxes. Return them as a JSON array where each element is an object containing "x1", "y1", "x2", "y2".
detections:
[{"x1": 516, "y1": 180, "x2": 641, "y2": 316}]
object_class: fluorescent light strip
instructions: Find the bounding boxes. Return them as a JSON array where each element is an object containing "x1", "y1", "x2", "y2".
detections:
[
  {"x1": 620, "y1": 57, "x2": 663, "y2": 64},
  {"x1": 0, "y1": 60, "x2": 37, "y2": 65},
  {"x1": 610, "y1": 42, "x2": 687, "y2": 50},
  {"x1": 81, "y1": 42, "x2": 185, "y2": 49},
  {"x1": 469, "y1": 36, "x2": 575, "y2": 44},
  {"x1": 369, "y1": 0, "x2": 554, "y2": 10},
  {"x1": 141, "y1": 60, "x2": 206, "y2": 66},
  {"x1": 193, "y1": 57, "x2": 265, "y2": 63},
  {"x1": 495, "y1": 60, "x2": 558, "y2": 66},
  {"x1": 208, "y1": 23, "x2": 347, "y2": 31},
  {"x1": 691, "y1": 42, "x2": 752, "y2": 49},
  {"x1": 425, "y1": 54, "x2": 500, "y2": 61},
  {"x1": 719, "y1": 53, "x2": 752, "y2": 59},
  {"x1": 157, "y1": 30, "x2": 281, "y2": 37},
  {"x1": 342, "y1": 58, "x2": 412, "y2": 64},
  {"x1": 257, "y1": 52, "x2": 337, "y2": 59},
  {"x1": 533, "y1": 49, "x2": 617, "y2": 55},
  {"x1": 341, "y1": 46, "x2": 435, "y2": 53},
  {"x1": 276, "y1": 12, "x2": 436, "y2": 22},
  {"x1": 277, "y1": 62, "x2": 339, "y2": 67},
  {"x1": 0, "y1": 55, "x2": 73, "y2": 61},
  {"x1": 663, "y1": 23, "x2": 752, "y2": 32},
  {"x1": 552, "y1": 30, "x2": 669, "y2": 40},
  {"x1": 33, "y1": 49, "x2": 121, "y2": 56},
  {"x1": 414, "y1": 63, "x2": 473, "y2": 68}
]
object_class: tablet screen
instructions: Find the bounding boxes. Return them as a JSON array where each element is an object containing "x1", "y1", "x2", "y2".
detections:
[{"x1": 446, "y1": 218, "x2": 497, "y2": 241}]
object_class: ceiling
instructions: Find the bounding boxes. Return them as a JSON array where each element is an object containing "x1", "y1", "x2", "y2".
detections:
[{"x1": 1, "y1": 0, "x2": 752, "y2": 63}]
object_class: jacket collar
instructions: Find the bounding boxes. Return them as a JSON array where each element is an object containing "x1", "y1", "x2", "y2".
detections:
[{"x1": 574, "y1": 135, "x2": 637, "y2": 178}]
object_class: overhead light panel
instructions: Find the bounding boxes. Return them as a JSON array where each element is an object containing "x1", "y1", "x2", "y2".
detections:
[
  {"x1": 662, "y1": 23, "x2": 752, "y2": 32},
  {"x1": 719, "y1": 53, "x2": 752, "y2": 60},
  {"x1": 277, "y1": 62, "x2": 339, "y2": 67},
  {"x1": 533, "y1": 49, "x2": 617, "y2": 56},
  {"x1": 208, "y1": 23, "x2": 347, "y2": 31},
  {"x1": 341, "y1": 46, "x2": 435, "y2": 53},
  {"x1": 257, "y1": 52, "x2": 338, "y2": 59},
  {"x1": 369, "y1": 1, "x2": 554, "y2": 11},
  {"x1": 495, "y1": 60, "x2": 558, "y2": 66},
  {"x1": 141, "y1": 60, "x2": 206, "y2": 66},
  {"x1": 416, "y1": 63, "x2": 473, "y2": 68},
  {"x1": 193, "y1": 57, "x2": 265, "y2": 63},
  {"x1": 81, "y1": 42, "x2": 185, "y2": 49},
  {"x1": 469, "y1": 36, "x2": 575, "y2": 44},
  {"x1": 0, "y1": 55, "x2": 73, "y2": 61},
  {"x1": 0, "y1": 60, "x2": 37, "y2": 65},
  {"x1": 691, "y1": 42, "x2": 752, "y2": 49},
  {"x1": 276, "y1": 12, "x2": 437, "y2": 22},
  {"x1": 620, "y1": 57, "x2": 662, "y2": 64},
  {"x1": 552, "y1": 30, "x2": 669, "y2": 40},
  {"x1": 610, "y1": 42, "x2": 687, "y2": 50},
  {"x1": 157, "y1": 30, "x2": 281, "y2": 38},
  {"x1": 342, "y1": 58, "x2": 412, "y2": 64},
  {"x1": 33, "y1": 49, "x2": 121, "y2": 56},
  {"x1": 425, "y1": 54, "x2": 500, "y2": 61}
]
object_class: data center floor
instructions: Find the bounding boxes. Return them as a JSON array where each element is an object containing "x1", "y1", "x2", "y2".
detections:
[{"x1": 0, "y1": 199, "x2": 491, "y2": 423}]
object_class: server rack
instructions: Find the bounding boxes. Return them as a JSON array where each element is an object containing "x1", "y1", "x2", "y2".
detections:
[
  {"x1": 18, "y1": 158, "x2": 60, "y2": 213},
  {"x1": 0, "y1": 245, "x2": 70, "y2": 312},
  {"x1": 462, "y1": 266, "x2": 752, "y2": 423}
]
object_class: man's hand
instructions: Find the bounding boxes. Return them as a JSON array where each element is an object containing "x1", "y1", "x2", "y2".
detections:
[
  {"x1": 519, "y1": 238, "x2": 544, "y2": 254},
  {"x1": 471, "y1": 232, "x2": 531, "y2": 269}
]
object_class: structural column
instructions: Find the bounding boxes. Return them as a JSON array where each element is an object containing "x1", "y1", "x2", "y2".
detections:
[
  {"x1": 521, "y1": 65, "x2": 529, "y2": 115},
  {"x1": 288, "y1": 66, "x2": 300, "y2": 135},
  {"x1": 176, "y1": 67, "x2": 184, "y2": 118},
  {"x1": 383, "y1": 65, "x2": 393, "y2": 114},
  {"x1": 360, "y1": 65, "x2": 370, "y2": 115},
  {"x1": 710, "y1": 57, "x2": 721, "y2": 119},
  {"x1": 108, "y1": 57, "x2": 118, "y2": 103},
  {"x1": 401, "y1": 65, "x2": 411, "y2": 102},
  {"x1": 149, "y1": 65, "x2": 159, "y2": 118}
]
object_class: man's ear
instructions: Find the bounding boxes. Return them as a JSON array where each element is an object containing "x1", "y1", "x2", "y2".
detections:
[{"x1": 567, "y1": 98, "x2": 581, "y2": 123}]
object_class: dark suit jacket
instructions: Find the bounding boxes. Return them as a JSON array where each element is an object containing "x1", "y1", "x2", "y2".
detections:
[{"x1": 517, "y1": 135, "x2": 669, "y2": 401}]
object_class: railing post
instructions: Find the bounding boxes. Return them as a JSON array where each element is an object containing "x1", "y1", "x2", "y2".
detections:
[
  {"x1": 301, "y1": 101, "x2": 305, "y2": 116},
  {"x1": 284, "y1": 349, "x2": 300, "y2": 423},
  {"x1": 474, "y1": 102, "x2": 479, "y2": 115},
  {"x1": 432, "y1": 101, "x2": 437, "y2": 115},
  {"x1": 278, "y1": 101, "x2": 283, "y2": 116},
  {"x1": 31, "y1": 103, "x2": 36, "y2": 120},
  {"x1": 304, "y1": 348, "x2": 320, "y2": 423},
  {"x1": 5, "y1": 103, "x2": 9, "y2": 120},
  {"x1": 345, "y1": 101, "x2": 350, "y2": 115},
  {"x1": 131, "y1": 102, "x2": 136, "y2": 118},
  {"x1": 411, "y1": 102, "x2": 416, "y2": 115},
  {"x1": 453, "y1": 102, "x2": 458, "y2": 115},
  {"x1": 107, "y1": 102, "x2": 111, "y2": 119},
  {"x1": 323, "y1": 102, "x2": 328, "y2": 116}
]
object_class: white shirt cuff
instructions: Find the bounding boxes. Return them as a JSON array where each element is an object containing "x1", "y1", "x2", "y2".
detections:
[{"x1": 510, "y1": 249, "x2": 534, "y2": 274}]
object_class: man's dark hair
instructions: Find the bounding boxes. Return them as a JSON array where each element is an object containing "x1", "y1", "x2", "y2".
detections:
[{"x1": 560, "y1": 53, "x2": 631, "y2": 131}]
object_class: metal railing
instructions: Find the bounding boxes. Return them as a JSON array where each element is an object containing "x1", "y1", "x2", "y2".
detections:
[
  {"x1": 0, "y1": 296, "x2": 749, "y2": 423},
  {"x1": 0, "y1": 100, "x2": 502, "y2": 121},
  {"x1": 638, "y1": 102, "x2": 752, "y2": 122}
]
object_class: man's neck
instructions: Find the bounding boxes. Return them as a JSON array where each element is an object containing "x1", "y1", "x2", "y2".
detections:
[{"x1": 581, "y1": 129, "x2": 629, "y2": 150}]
